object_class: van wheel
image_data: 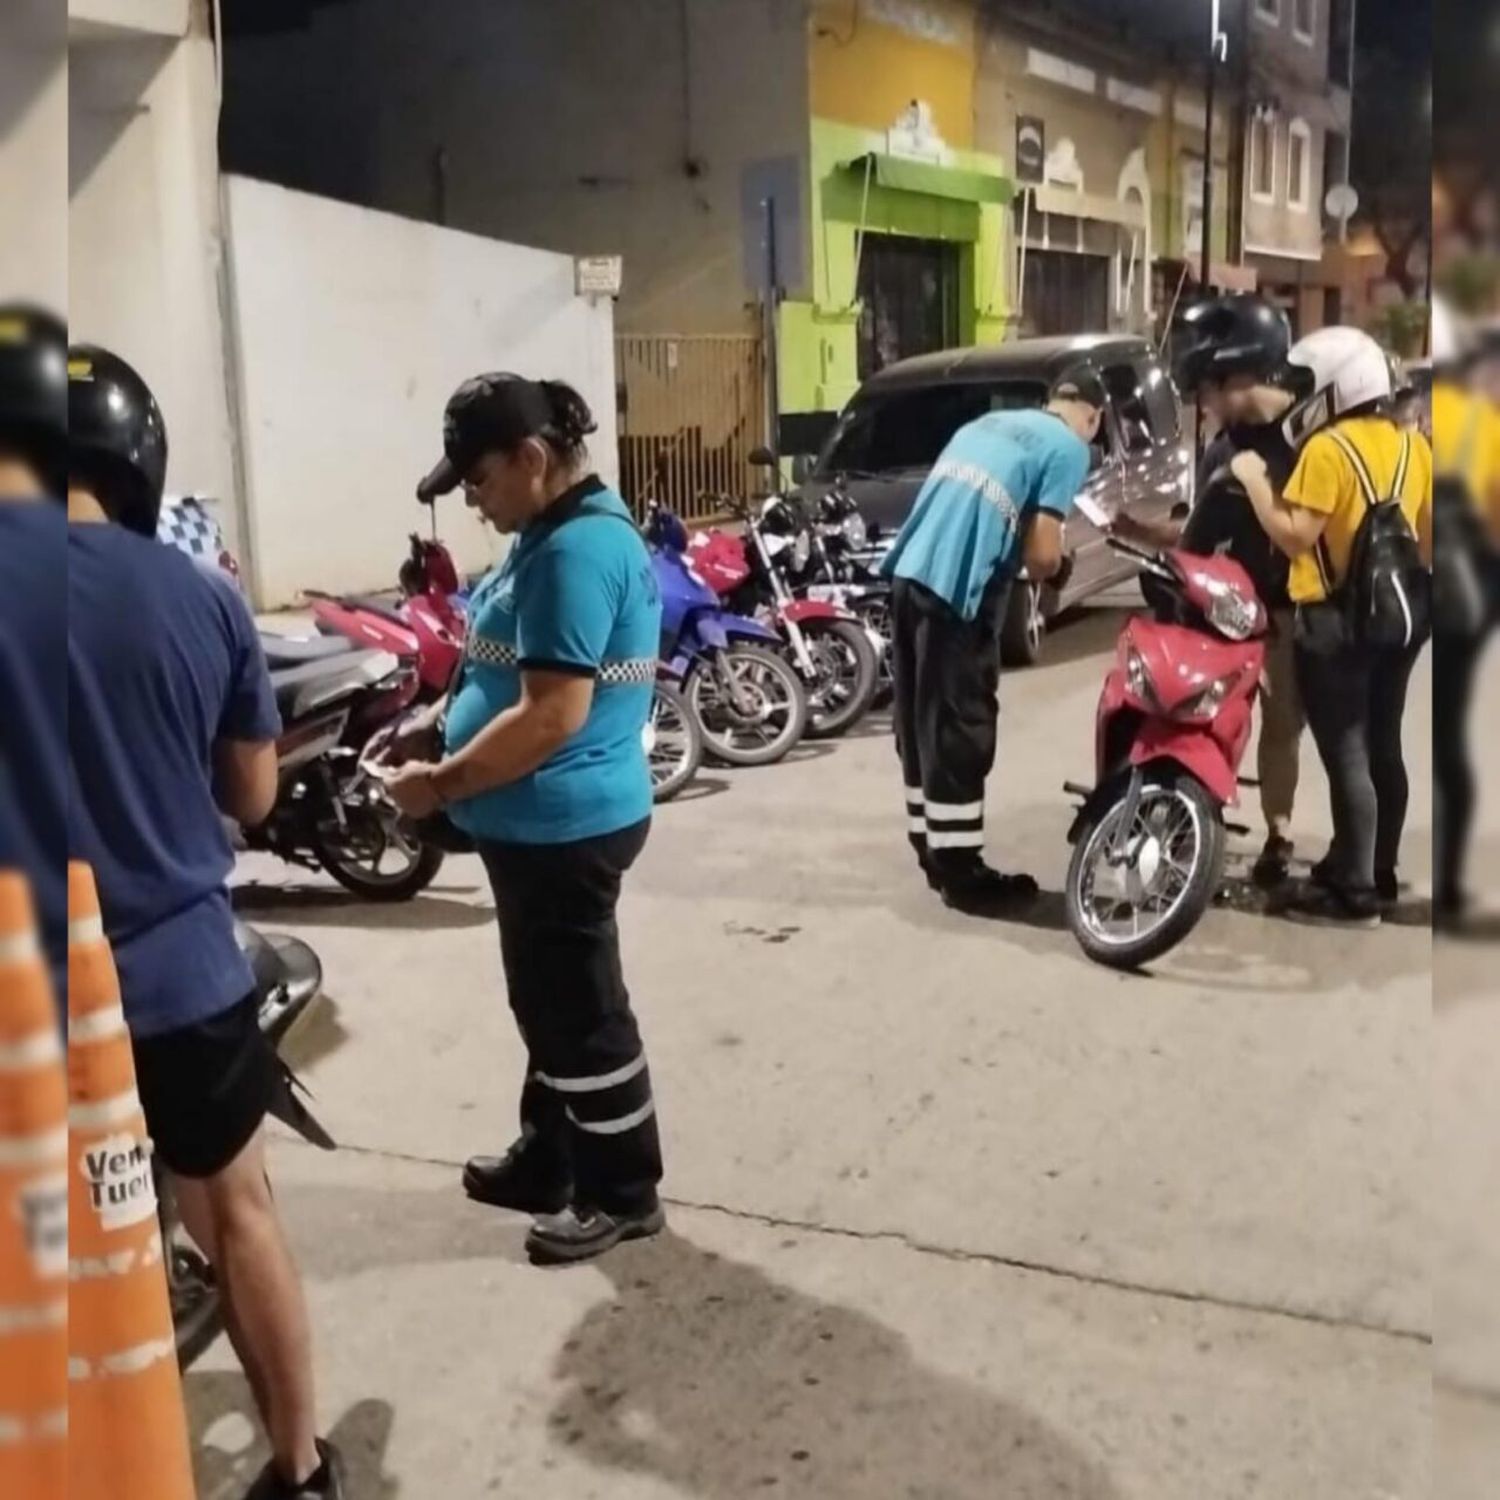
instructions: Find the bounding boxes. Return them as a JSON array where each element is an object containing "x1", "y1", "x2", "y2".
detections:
[{"x1": 1000, "y1": 581, "x2": 1045, "y2": 667}]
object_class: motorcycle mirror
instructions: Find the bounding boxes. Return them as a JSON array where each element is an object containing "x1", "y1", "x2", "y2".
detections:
[{"x1": 748, "y1": 446, "x2": 777, "y2": 468}]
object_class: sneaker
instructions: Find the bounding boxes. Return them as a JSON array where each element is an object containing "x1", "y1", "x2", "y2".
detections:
[
  {"x1": 1284, "y1": 884, "x2": 1382, "y2": 929},
  {"x1": 525, "y1": 1201, "x2": 666, "y2": 1266},
  {"x1": 463, "y1": 1142, "x2": 571, "y2": 1215},
  {"x1": 1252, "y1": 836, "x2": 1295, "y2": 889},
  {"x1": 243, "y1": 1439, "x2": 344, "y2": 1499}
]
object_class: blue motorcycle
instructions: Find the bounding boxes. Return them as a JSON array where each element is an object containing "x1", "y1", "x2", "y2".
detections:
[{"x1": 646, "y1": 506, "x2": 808, "y2": 767}]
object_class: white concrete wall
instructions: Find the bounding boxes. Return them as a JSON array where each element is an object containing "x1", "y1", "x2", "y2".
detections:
[
  {"x1": 1, "y1": 3, "x2": 68, "y2": 310},
  {"x1": 68, "y1": 0, "x2": 189, "y2": 39},
  {"x1": 223, "y1": 175, "x2": 619, "y2": 610},
  {"x1": 222, "y1": 0, "x2": 810, "y2": 335},
  {"x1": 68, "y1": 3, "x2": 239, "y2": 542}
]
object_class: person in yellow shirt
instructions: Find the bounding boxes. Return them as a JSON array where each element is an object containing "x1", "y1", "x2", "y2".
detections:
[
  {"x1": 1430, "y1": 316, "x2": 1500, "y2": 924},
  {"x1": 1232, "y1": 328, "x2": 1432, "y2": 929}
]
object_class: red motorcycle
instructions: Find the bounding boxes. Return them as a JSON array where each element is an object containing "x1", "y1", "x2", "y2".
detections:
[
  {"x1": 308, "y1": 533, "x2": 466, "y2": 703},
  {"x1": 689, "y1": 493, "x2": 879, "y2": 739},
  {"x1": 1064, "y1": 538, "x2": 1268, "y2": 970}
]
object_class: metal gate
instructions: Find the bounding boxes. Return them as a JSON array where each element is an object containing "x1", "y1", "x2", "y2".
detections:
[{"x1": 616, "y1": 334, "x2": 768, "y2": 523}]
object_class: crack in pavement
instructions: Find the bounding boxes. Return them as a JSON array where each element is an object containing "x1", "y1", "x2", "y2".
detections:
[{"x1": 286, "y1": 1136, "x2": 1431, "y2": 1349}]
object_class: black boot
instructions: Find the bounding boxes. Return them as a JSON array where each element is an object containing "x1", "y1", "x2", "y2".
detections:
[
  {"x1": 463, "y1": 1135, "x2": 571, "y2": 1215},
  {"x1": 934, "y1": 855, "x2": 1039, "y2": 914},
  {"x1": 525, "y1": 1199, "x2": 666, "y2": 1266}
]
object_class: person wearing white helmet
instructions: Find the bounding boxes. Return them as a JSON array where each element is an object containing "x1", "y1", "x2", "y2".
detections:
[{"x1": 1231, "y1": 325, "x2": 1434, "y2": 927}]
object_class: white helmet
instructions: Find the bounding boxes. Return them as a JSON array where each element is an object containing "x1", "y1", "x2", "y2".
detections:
[{"x1": 1281, "y1": 326, "x2": 1394, "y2": 448}]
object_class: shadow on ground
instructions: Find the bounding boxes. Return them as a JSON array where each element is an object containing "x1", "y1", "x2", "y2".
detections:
[
  {"x1": 232, "y1": 883, "x2": 491, "y2": 931},
  {"x1": 548, "y1": 1230, "x2": 1124, "y2": 1500},
  {"x1": 188, "y1": 1374, "x2": 399, "y2": 1500}
]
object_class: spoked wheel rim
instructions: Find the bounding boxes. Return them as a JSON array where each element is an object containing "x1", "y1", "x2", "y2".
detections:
[
  {"x1": 1075, "y1": 784, "x2": 1206, "y2": 949},
  {"x1": 857, "y1": 599, "x2": 894, "y2": 694},
  {"x1": 1023, "y1": 583, "x2": 1044, "y2": 657},
  {"x1": 646, "y1": 690, "x2": 695, "y2": 786},
  {"x1": 695, "y1": 656, "x2": 799, "y2": 756},
  {"x1": 806, "y1": 634, "x2": 861, "y2": 715},
  {"x1": 322, "y1": 770, "x2": 427, "y2": 887}
]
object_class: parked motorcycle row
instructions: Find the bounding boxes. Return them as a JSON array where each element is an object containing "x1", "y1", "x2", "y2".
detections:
[
  {"x1": 272, "y1": 467, "x2": 900, "y2": 885},
  {"x1": 241, "y1": 453, "x2": 1276, "y2": 980}
]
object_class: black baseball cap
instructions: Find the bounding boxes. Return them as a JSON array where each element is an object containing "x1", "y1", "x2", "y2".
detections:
[
  {"x1": 417, "y1": 372, "x2": 554, "y2": 501},
  {"x1": 1049, "y1": 363, "x2": 1107, "y2": 411}
]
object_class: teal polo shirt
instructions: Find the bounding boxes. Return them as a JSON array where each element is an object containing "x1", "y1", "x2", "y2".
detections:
[
  {"x1": 881, "y1": 407, "x2": 1090, "y2": 620},
  {"x1": 444, "y1": 478, "x2": 661, "y2": 845}
]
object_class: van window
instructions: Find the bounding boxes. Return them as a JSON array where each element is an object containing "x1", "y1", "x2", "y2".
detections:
[{"x1": 816, "y1": 379, "x2": 1048, "y2": 477}]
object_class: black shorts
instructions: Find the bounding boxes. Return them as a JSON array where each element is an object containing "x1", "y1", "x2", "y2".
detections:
[{"x1": 132, "y1": 993, "x2": 277, "y2": 1179}]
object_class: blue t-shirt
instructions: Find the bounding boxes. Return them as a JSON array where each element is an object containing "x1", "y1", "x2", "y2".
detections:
[
  {"x1": 68, "y1": 524, "x2": 282, "y2": 1039},
  {"x1": 882, "y1": 407, "x2": 1091, "y2": 619},
  {"x1": 0, "y1": 502, "x2": 68, "y2": 1005},
  {"x1": 444, "y1": 479, "x2": 661, "y2": 845}
]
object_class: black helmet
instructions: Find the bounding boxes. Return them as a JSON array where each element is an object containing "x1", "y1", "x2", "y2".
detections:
[
  {"x1": 1170, "y1": 294, "x2": 1291, "y2": 395},
  {"x1": 67, "y1": 344, "x2": 169, "y2": 537},
  {"x1": 0, "y1": 304, "x2": 68, "y2": 494}
]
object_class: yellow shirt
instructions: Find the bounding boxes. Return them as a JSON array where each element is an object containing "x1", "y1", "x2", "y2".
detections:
[
  {"x1": 1431, "y1": 379, "x2": 1500, "y2": 526},
  {"x1": 1282, "y1": 416, "x2": 1433, "y2": 605}
]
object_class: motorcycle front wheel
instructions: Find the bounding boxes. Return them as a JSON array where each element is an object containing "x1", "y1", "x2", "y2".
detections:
[
  {"x1": 311, "y1": 764, "x2": 446, "y2": 901},
  {"x1": 687, "y1": 645, "x2": 808, "y2": 767},
  {"x1": 799, "y1": 619, "x2": 879, "y2": 739},
  {"x1": 850, "y1": 594, "x2": 894, "y2": 708},
  {"x1": 1065, "y1": 769, "x2": 1225, "y2": 971},
  {"x1": 645, "y1": 682, "x2": 703, "y2": 802}
]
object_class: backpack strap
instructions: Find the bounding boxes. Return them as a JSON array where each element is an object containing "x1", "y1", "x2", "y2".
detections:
[{"x1": 1325, "y1": 427, "x2": 1380, "y2": 510}]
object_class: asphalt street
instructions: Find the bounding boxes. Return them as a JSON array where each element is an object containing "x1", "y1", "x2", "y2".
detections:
[{"x1": 192, "y1": 599, "x2": 1466, "y2": 1498}]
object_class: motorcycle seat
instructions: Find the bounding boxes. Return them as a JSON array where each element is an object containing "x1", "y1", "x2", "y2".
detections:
[
  {"x1": 269, "y1": 649, "x2": 397, "y2": 720},
  {"x1": 261, "y1": 633, "x2": 358, "y2": 667},
  {"x1": 341, "y1": 594, "x2": 413, "y2": 630}
]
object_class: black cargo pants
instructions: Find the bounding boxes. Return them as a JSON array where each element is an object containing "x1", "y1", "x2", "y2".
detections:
[
  {"x1": 478, "y1": 818, "x2": 662, "y2": 1216},
  {"x1": 890, "y1": 573, "x2": 1013, "y2": 879}
]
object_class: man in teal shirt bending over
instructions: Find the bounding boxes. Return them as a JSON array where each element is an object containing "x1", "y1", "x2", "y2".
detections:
[{"x1": 884, "y1": 365, "x2": 1104, "y2": 913}]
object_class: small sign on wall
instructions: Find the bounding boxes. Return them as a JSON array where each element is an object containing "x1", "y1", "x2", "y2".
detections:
[
  {"x1": 1016, "y1": 116, "x2": 1045, "y2": 183},
  {"x1": 576, "y1": 256, "x2": 623, "y2": 298}
]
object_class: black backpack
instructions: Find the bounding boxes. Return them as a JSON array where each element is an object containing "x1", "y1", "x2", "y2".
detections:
[
  {"x1": 1325, "y1": 428, "x2": 1429, "y2": 650},
  {"x1": 1431, "y1": 403, "x2": 1493, "y2": 639}
]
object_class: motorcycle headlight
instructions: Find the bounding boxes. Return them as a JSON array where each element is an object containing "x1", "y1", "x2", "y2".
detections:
[
  {"x1": 792, "y1": 531, "x2": 812, "y2": 571},
  {"x1": 1124, "y1": 645, "x2": 1151, "y2": 704},
  {"x1": 1204, "y1": 580, "x2": 1261, "y2": 642},
  {"x1": 842, "y1": 512, "x2": 868, "y2": 549},
  {"x1": 1178, "y1": 673, "x2": 1235, "y2": 722}
]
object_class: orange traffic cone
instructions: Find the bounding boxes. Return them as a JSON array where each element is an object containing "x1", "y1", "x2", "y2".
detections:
[
  {"x1": 0, "y1": 872, "x2": 67, "y2": 1500},
  {"x1": 67, "y1": 862, "x2": 194, "y2": 1500}
]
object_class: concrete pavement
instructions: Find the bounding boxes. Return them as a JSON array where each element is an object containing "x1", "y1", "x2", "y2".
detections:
[{"x1": 200, "y1": 601, "x2": 1438, "y2": 1498}]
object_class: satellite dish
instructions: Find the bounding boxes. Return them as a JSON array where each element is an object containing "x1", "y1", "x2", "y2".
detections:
[{"x1": 1325, "y1": 183, "x2": 1359, "y2": 221}]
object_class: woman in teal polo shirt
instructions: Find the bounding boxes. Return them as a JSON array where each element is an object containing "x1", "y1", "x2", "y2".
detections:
[{"x1": 384, "y1": 373, "x2": 665, "y2": 1266}]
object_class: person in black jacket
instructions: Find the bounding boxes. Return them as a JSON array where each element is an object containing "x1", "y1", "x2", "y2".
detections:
[{"x1": 1114, "y1": 294, "x2": 1303, "y2": 886}]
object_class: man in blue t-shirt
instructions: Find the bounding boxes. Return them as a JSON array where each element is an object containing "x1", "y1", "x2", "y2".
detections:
[
  {"x1": 0, "y1": 306, "x2": 69, "y2": 1007},
  {"x1": 67, "y1": 346, "x2": 344, "y2": 1499},
  {"x1": 882, "y1": 365, "x2": 1104, "y2": 911}
]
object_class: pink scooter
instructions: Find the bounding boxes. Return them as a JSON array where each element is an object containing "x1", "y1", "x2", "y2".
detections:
[{"x1": 308, "y1": 533, "x2": 465, "y2": 703}]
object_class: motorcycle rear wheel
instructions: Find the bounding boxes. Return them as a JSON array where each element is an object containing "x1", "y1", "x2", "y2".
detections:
[
  {"x1": 687, "y1": 645, "x2": 808, "y2": 767},
  {"x1": 311, "y1": 767, "x2": 446, "y2": 901},
  {"x1": 800, "y1": 619, "x2": 879, "y2": 739},
  {"x1": 1065, "y1": 769, "x2": 1224, "y2": 971},
  {"x1": 646, "y1": 682, "x2": 703, "y2": 802}
]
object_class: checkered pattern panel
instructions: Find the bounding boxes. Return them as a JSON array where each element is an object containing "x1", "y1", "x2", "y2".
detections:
[
  {"x1": 465, "y1": 636, "x2": 655, "y2": 686},
  {"x1": 157, "y1": 498, "x2": 223, "y2": 562},
  {"x1": 597, "y1": 658, "x2": 658, "y2": 686}
]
